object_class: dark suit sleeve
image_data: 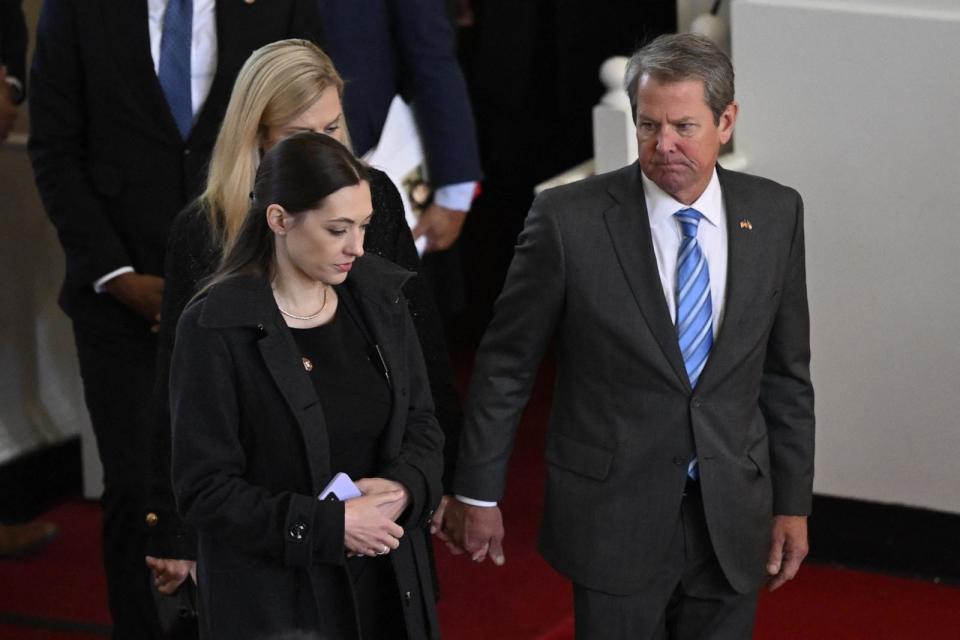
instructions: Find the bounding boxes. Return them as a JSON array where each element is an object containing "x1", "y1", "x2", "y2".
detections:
[
  {"x1": 29, "y1": 0, "x2": 132, "y2": 286},
  {"x1": 453, "y1": 193, "x2": 566, "y2": 501},
  {"x1": 0, "y1": 0, "x2": 27, "y2": 101},
  {"x1": 171, "y1": 305, "x2": 347, "y2": 567},
  {"x1": 759, "y1": 192, "x2": 815, "y2": 515},
  {"x1": 387, "y1": 0, "x2": 481, "y2": 188}
]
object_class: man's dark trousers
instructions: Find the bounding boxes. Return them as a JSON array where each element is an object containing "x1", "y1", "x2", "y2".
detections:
[
  {"x1": 572, "y1": 482, "x2": 759, "y2": 639},
  {"x1": 73, "y1": 323, "x2": 159, "y2": 638}
]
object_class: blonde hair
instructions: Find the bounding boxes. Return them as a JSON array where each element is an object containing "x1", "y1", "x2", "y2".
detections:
[{"x1": 200, "y1": 39, "x2": 345, "y2": 248}]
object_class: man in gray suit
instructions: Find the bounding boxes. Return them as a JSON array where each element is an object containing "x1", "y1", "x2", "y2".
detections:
[{"x1": 440, "y1": 33, "x2": 815, "y2": 638}]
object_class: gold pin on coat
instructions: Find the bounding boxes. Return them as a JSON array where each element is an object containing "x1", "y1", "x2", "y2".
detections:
[
  {"x1": 244, "y1": 0, "x2": 255, "y2": 4},
  {"x1": 302, "y1": 357, "x2": 313, "y2": 372},
  {"x1": 739, "y1": 219, "x2": 753, "y2": 230}
]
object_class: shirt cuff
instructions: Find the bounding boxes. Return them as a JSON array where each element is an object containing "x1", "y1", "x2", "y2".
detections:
[
  {"x1": 94, "y1": 267, "x2": 135, "y2": 293},
  {"x1": 4, "y1": 76, "x2": 23, "y2": 104},
  {"x1": 455, "y1": 495, "x2": 497, "y2": 508},
  {"x1": 434, "y1": 181, "x2": 477, "y2": 212}
]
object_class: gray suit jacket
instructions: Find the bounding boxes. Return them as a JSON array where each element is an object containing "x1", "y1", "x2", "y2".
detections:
[{"x1": 453, "y1": 162, "x2": 815, "y2": 595}]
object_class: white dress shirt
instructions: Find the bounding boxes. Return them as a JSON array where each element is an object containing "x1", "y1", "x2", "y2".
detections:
[
  {"x1": 457, "y1": 168, "x2": 729, "y2": 508},
  {"x1": 147, "y1": 0, "x2": 218, "y2": 122},
  {"x1": 94, "y1": 0, "x2": 217, "y2": 292},
  {"x1": 434, "y1": 180, "x2": 477, "y2": 213},
  {"x1": 643, "y1": 168, "x2": 727, "y2": 336}
]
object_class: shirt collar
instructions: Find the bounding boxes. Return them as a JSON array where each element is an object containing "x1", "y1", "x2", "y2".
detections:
[{"x1": 641, "y1": 167, "x2": 724, "y2": 229}]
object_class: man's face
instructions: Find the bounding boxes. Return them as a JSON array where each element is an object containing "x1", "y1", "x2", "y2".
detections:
[{"x1": 634, "y1": 75, "x2": 737, "y2": 205}]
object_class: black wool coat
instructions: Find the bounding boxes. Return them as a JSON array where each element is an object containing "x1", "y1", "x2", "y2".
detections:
[
  {"x1": 147, "y1": 168, "x2": 462, "y2": 559},
  {"x1": 170, "y1": 255, "x2": 443, "y2": 639}
]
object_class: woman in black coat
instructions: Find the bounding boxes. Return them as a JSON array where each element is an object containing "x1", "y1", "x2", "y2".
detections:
[
  {"x1": 144, "y1": 40, "x2": 461, "y2": 594},
  {"x1": 171, "y1": 132, "x2": 443, "y2": 639}
]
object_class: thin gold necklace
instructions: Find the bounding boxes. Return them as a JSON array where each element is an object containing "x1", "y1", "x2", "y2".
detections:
[{"x1": 274, "y1": 286, "x2": 328, "y2": 321}]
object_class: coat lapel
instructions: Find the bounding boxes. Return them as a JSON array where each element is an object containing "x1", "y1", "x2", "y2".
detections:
[
  {"x1": 200, "y1": 277, "x2": 332, "y2": 492},
  {"x1": 256, "y1": 318, "x2": 332, "y2": 493},
  {"x1": 342, "y1": 257, "x2": 414, "y2": 460},
  {"x1": 100, "y1": 0, "x2": 182, "y2": 141},
  {"x1": 603, "y1": 164, "x2": 690, "y2": 390},
  {"x1": 696, "y1": 166, "x2": 767, "y2": 389}
]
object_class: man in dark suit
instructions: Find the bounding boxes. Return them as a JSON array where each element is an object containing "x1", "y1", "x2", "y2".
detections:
[
  {"x1": 318, "y1": 0, "x2": 482, "y2": 253},
  {"x1": 441, "y1": 34, "x2": 815, "y2": 638},
  {"x1": 0, "y1": 0, "x2": 26, "y2": 141},
  {"x1": 28, "y1": 2, "x2": 322, "y2": 637}
]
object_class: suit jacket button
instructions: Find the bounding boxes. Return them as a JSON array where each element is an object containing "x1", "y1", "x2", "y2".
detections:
[
  {"x1": 692, "y1": 397, "x2": 703, "y2": 408},
  {"x1": 288, "y1": 522, "x2": 307, "y2": 541},
  {"x1": 404, "y1": 591, "x2": 412, "y2": 605},
  {"x1": 145, "y1": 512, "x2": 159, "y2": 527},
  {"x1": 672, "y1": 457, "x2": 686, "y2": 466}
]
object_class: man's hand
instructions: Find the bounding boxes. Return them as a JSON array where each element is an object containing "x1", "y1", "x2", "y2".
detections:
[
  {"x1": 145, "y1": 556, "x2": 195, "y2": 595},
  {"x1": 412, "y1": 203, "x2": 467, "y2": 253},
  {"x1": 0, "y1": 67, "x2": 18, "y2": 143},
  {"x1": 766, "y1": 515, "x2": 809, "y2": 591},
  {"x1": 104, "y1": 272, "x2": 164, "y2": 330},
  {"x1": 356, "y1": 477, "x2": 410, "y2": 523},
  {"x1": 438, "y1": 500, "x2": 505, "y2": 566}
]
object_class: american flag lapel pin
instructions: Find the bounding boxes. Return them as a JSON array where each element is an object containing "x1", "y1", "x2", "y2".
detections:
[{"x1": 739, "y1": 219, "x2": 753, "y2": 230}]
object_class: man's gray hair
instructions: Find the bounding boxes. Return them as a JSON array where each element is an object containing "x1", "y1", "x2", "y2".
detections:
[{"x1": 624, "y1": 33, "x2": 735, "y2": 124}]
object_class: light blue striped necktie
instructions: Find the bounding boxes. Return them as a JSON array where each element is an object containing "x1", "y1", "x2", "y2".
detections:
[
  {"x1": 675, "y1": 208, "x2": 713, "y2": 480},
  {"x1": 158, "y1": 0, "x2": 193, "y2": 139}
]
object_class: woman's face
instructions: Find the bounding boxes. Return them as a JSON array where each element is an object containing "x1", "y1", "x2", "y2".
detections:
[
  {"x1": 262, "y1": 86, "x2": 345, "y2": 151},
  {"x1": 274, "y1": 181, "x2": 373, "y2": 286}
]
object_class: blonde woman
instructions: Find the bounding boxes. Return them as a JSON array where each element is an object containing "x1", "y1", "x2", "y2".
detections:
[{"x1": 144, "y1": 40, "x2": 461, "y2": 603}]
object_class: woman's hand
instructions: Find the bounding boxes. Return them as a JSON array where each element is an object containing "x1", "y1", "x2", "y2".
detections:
[
  {"x1": 145, "y1": 556, "x2": 196, "y2": 595},
  {"x1": 356, "y1": 477, "x2": 410, "y2": 523},
  {"x1": 344, "y1": 490, "x2": 405, "y2": 557}
]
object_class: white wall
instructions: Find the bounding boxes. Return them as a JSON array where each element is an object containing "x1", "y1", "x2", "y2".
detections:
[{"x1": 732, "y1": 0, "x2": 960, "y2": 513}]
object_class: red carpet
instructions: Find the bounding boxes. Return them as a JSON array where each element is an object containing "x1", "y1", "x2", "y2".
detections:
[{"x1": 3, "y1": 362, "x2": 959, "y2": 638}]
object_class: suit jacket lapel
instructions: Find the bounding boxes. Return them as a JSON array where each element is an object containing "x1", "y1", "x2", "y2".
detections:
[
  {"x1": 696, "y1": 166, "x2": 766, "y2": 389},
  {"x1": 100, "y1": 0, "x2": 182, "y2": 141},
  {"x1": 603, "y1": 164, "x2": 690, "y2": 390}
]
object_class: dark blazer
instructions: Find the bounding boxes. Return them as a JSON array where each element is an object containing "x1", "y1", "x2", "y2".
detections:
[
  {"x1": 146, "y1": 168, "x2": 463, "y2": 558},
  {"x1": 318, "y1": 0, "x2": 481, "y2": 188},
  {"x1": 28, "y1": 0, "x2": 323, "y2": 333},
  {"x1": 170, "y1": 256, "x2": 444, "y2": 639},
  {"x1": 0, "y1": 0, "x2": 27, "y2": 101},
  {"x1": 454, "y1": 162, "x2": 815, "y2": 595}
]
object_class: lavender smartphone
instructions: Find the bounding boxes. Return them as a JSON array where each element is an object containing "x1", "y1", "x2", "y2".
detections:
[{"x1": 318, "y1": 472, "x2": 362, "y2": 502}]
